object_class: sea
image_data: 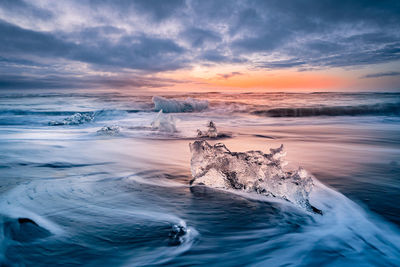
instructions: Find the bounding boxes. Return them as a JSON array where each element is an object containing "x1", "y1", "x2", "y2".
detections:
[{"x1": 0, "y1": 90, "x2": 399, "y2": 266}]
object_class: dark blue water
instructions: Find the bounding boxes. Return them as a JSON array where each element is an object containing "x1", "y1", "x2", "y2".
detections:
[{"x1": 0, "y1": 91, "x2": 399, "y2": 266}]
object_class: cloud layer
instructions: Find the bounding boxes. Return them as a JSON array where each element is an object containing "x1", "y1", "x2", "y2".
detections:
[{"x1": 1, "y1": 0, "x2": 400, "y2": 89}]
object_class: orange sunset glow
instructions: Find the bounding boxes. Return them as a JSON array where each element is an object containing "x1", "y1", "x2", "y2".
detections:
[{"x1": 158, "y1": 67, "x2": 346, "y2": 91}]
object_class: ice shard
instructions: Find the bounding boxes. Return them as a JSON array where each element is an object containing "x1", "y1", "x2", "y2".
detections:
[
  {"x1": 197, "y1": 121, "x2": 218, "y2": 138},
  {"x1": 151, "y1": 110, "x2": 177, "y2": 133},
  {"x1": 97, "y1": 125, "x2": 120, "y2": 136},
  {"x1": 196, "y1": 121, "x2": 231, "y2": 139},
  {"x1": 189, "y1": 140, "x2": 321, "y2": 213},
  {"x1": 168, "y1": 224, "x2": 187, "y2": 246}
]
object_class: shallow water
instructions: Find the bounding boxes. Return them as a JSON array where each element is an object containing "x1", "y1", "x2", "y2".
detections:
[{"x1": 0, "y1": 91, "x2": 399, "y2": 266}]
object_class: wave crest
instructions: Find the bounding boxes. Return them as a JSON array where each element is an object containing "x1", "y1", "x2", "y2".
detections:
[
  {"x1": 252, "y1": 102, "x2": 400, "y2": 117},
  {"x1": 152, "y1": 96, "x2": 208, "y2": 113}
]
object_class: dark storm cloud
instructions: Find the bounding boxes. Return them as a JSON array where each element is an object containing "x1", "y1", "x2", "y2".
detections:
[
  {"x1": 0, "y1": 0, "x2": 53, "y2": 21},
  {"x1": 258, "y1": 60, "x2": 307, "y2": 69},
  {"x1": 309, "y1": 42, "x2": 400, "y2": 68},
  {"x1": 181, "y1": 27, "x2": 221, "y2": 48},
  {"x1": 87, "y1": 0, "x2": 186, "y2": 22},
  {"x1": 0, "y1": 20, "x2": 71, "y2": 57},
  {"x1": 229, "y1": 0, "x2": 400, "y2": 68},
  {"x1": 0, "y1": 56, "x2": 46, "y2": 67},
  {"x1": 232, "y1": 30, "x2": 290, "y2": 53},
  {"x1": 131, "y1": 0, "x2": 186, "y2": 21},
  {"x1": 0, "y1": 74, "x2": 178, "y2": 90},
  {"x1": 0, "y1": 0, "x2": 400, "y2": 89},
  {"x1": 72, "y1": 35, "x2": 185, "y2": 71},
  {"x1": 199, "y1": 50, "x2": 229, "y2": 62},
  {"x1": 362, "y1": 72, "x2": 400, "y2": 79},
  {"x1": 0, "y1": 19, "x2": 186, "y2": 71}
]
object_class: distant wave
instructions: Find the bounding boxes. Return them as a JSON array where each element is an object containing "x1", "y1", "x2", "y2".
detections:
[
  {"x1": 0, "y1": 110, "x2": 81, "y2": 116},
  {"x1": 152, "y1": 96, "x2": 208, "y2": 113},
  {"x1": 48, "y1": 112, "x2": 94, "y2": 126},
  {"x1": 0, "y1": 109, "x2": 145, "y2": 116},
  {"x1": 252, "y1": 102, "x2": 400, "y2": 117},
  {"x1": 0, "y1": 108, "x2": 150, "y2": 126},
  {"x1": 48, "y1": 110, "x2": 131, "y2": 126}
]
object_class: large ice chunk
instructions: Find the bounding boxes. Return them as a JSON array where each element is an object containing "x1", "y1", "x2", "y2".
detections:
[
  {"x1": 189, "y1": 140, "x2": 320, "y2": 213},
  {"x1": 151, "y1": 110, "x2": 177, "y2": 133},
  {"x1": 152, "y1": 96, "x2": 208, "y2": 113}
]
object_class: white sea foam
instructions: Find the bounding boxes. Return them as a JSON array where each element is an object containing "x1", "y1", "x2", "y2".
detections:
[
  {"x1": 251, "y1": 181, "x2": 400, "y2": 266},
  {"x1": 49, "y1": 112, "x2": 94, "y2": 126}
]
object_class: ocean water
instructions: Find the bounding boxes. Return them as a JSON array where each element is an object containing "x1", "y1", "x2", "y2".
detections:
[{"x1": 0, "y1": 91, "x2": 400, "y2": 266}]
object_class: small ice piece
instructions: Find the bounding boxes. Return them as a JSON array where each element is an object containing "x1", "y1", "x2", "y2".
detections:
[
  {"x1": 151, "y1": 110, "x2": 177, "y2": 133},
  {"x1": 152, "y1": 96, "x2": 208, "y2": 113},
  {"x1": 269, "y1": 144, "x2": 288, "y2": 167},
  {"x1": 3, "y1": 217, "x2": 51, "y2": 242},
  {"x1": 197, "y1": 121, "x2": 218, "y2": 138},
  {"x1": 49, "y1": 113, "x2": 94, "y2": 126},
  {"x1": 168, "y1": 224, "x2": 187, "y2": 246},
  {"x1": 97, "y1": 125, "x2": 120, "y2": 136},
  {"x1": 189, "y1": 140, "x2": 319, "y2": 213}
]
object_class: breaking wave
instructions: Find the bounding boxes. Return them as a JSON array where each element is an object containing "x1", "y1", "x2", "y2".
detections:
[
  {"x1": 252, "y1": 102, "x2": 400, "y2": 117},
  {"x1": 152, "y1": 96, "x2": 208, "y2": 113},
  {"x1": 0, "y1": 110, "x2": 79, "y2": 116},
  {"x1": 220, "y1": 179, "x2": 400, "y2": 266},
  {"x1": 0, "y1": 109, "x2": 146, "y2": 116},
  {"x1": 48, "y1": 110, "x2": 130, "y2": 126},
  {"x1": 48, "y1": 112, "x2": 94, "y2": 125}
]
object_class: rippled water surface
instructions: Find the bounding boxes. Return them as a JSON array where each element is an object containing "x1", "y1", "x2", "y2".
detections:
[{"x1": 0, "y1": 91, "x2": 400, "y2": 266}]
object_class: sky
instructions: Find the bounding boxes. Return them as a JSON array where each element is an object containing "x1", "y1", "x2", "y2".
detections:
[{"x1": 0, "y1": 0, "x2": 400, "y2": 92}]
